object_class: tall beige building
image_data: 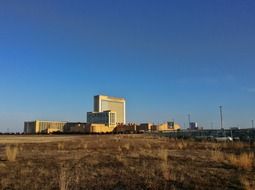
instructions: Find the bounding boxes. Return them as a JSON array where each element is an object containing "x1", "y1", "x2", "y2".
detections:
[{"x1": 93, "y1": 95, "x2": 126, "y2": 124}]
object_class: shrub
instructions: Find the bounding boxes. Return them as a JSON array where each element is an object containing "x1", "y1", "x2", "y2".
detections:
[
  {"x1": 158, "y1": 149, "x2": 168, "y2": 162},
  {"x1": 117, "y1": 146, "x2": 122, "y2": 152},
  {"x1": 5, "y1": 145, "x2": 18, "y2": 162},
  {"x1": 159, "y1": 149, "x2": 170, "y2": 181},
  {"x1": 59, "y1": 165, "x2": 70, "y2": 190},
  {"x1": 122, "y1": 143, "x2": 130, "y2": 151},
  {"x1": 57, "y1": 142, "x2": 65, "y2": 150},
  {"x1": 82, "y1": 143, "x2": 88, "y2": 149},
  {"x1": 176, "y1": 140, "x2": 188, "y2": 150}
]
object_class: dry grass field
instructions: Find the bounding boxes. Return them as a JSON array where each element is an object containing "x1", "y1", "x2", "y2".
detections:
[{"x1": 0, "y1": 134, "x2": 254, "y2": 190}]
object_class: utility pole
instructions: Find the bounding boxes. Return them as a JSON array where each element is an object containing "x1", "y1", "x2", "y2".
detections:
[
  {"x1": 188, "y1": 114, "x2": 191, "y2": 129},
  {"x1": 252, "y1": 120, "x2": 254, "y2": 129},
  {"x1": 219, "y1": 106, "x2": 223, "y2": 130}
]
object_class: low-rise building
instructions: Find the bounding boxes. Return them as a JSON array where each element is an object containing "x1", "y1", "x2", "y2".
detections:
[
  {"x1": 151, "y1": 122, "x2": 181, "y2": 132},
  {"x1": 137, "y1": 123, "x2": 152, "y2": 132},
  {"x1": 65, "y1": 122, "x2": 87, "y2": 133},
  {"x1": 114, "y1": 123, "x2": 137, "y2": 133},
  {"x1": 189, "y1": 122, "x2": 198, "y2": 130},
  {"x1": 24, "y1": 121, "x2": 88, "y2": 134},
  {"x1": 85, "y1": 123, "x2": 115, "y2": 133},
  {"x1": 24, "y1": 120, "x2": 67, "y2": 134}
]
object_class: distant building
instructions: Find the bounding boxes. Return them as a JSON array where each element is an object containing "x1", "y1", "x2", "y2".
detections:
[
  {"x1": 189, "y1": 122, "x2": 198, "y2": 130},
  {"x1": 24, "y1": 120, "x2": 87, "y2": 134},
  {"x1": 87, "y1": 110, "x2": 117, "y2": 126},
  {"x1": 24, "y1": 120, "x2": 67, "y2": 134},
  {"x1": 85, "y1": 123, "x2": 115, "y2": 133},
  {"x1": 138, "y1": 123, "x2": 152, "y2": 132},
  {"x1": 93, "y1": 95, "x2": 126, "y2": 124},
  {"x1": 151, "y1": 122, "x2": 181, "y2": 132},
  {"x1": 114, "y1": 123, "x2": 137, "y2": 133},
  {"x1": 65, "y1": 122, "x2": 87, "y2": 133}
]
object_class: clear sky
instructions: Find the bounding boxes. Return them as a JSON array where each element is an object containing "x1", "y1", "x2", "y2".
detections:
[{"x1": 0, "y1": 0, "x2": 255, "y2": 132}]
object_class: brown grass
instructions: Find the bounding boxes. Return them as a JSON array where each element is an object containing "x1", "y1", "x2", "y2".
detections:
[
  {"x1": 227, "y1": 153, "x2": 254, "y2": 170},
  {"x1": 240, "y1": 177, "x2": 255, "y2": 190},
  {"x1": 211, "y1": 150, "x2": 225, "y2": 162},
  {"x1": 0, "y1": 135, "x2": 254, "y2": 190},
  {"x1": 211, "y1": 150, "x2": 254, "y2": 170}
]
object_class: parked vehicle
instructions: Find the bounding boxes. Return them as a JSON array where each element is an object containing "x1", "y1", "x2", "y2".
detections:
[{"x1": 214, "y1": 136, "x2": 233, "y2": 142}]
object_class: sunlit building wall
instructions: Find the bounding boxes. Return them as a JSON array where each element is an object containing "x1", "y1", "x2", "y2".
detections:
[
  {"x1": 24, "y1": 120, "x2": 67, "y2": 134},
  {"x1": 94, "y1": 95, "x2": 126, "y2": 124}
]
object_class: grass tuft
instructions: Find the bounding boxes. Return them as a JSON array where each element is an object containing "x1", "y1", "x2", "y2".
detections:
[{"x1": 227, "y1": 153, "x2": 254, "y2": 170}]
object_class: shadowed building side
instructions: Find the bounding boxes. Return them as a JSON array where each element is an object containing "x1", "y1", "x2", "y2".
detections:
[{"x1": 87, "y1": 110, "x2": 117, "y2": 126}]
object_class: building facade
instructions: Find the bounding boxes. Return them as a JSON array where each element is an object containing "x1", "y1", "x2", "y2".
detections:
[
  {"x1": 87, "y1": 110, "x2": 117, "y2": 126},
  {"x1": 93, "y1": 95, "x2": 126, "y2": 124},
  {"x1": 64, "y1": 122, "x2": 87, "y2": 133},
  {"x1": 189, "y1": 122, "x2": 198, "y2": 130},
  {"x1": 24, "y1": 120, "x2": 67, "y2": 134},
  {"x1": 85, "y1": 123, "x2": 115, "y2": 133},
  {"x1": 138, "y1": 123, "x2": 152, "y2": 132},
  {"x1": 151, "y1": 122, "x2": 181, "y2": 131}
]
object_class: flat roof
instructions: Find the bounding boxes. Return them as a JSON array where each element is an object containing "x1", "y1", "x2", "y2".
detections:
[
  {"x1": 24, "y1": 120, "x2": 87, "y2": 124},
  {"x1": 94, "y1": 95, "x2": 125, "y2": 101}
]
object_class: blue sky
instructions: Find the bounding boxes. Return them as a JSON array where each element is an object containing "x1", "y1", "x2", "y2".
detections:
[{"x1": 0, "y1": 0, "x2": 255, "y2": 132}]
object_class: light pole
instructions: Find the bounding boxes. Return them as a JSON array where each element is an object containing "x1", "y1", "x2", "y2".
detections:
[
  {"x1": 188, "y1": 114, "x2": 191, "y2": 129},
  {"x1": 252, "y1": 120, "x2": 254, "y2": 129},
  {"x1": 219, "y1": 106, "x2": 223, "y2": 130}
]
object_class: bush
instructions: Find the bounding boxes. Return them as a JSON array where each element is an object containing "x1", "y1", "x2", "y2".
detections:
[{"x1": 5, "y1": 145, "x2": 18, "y2": 162}]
